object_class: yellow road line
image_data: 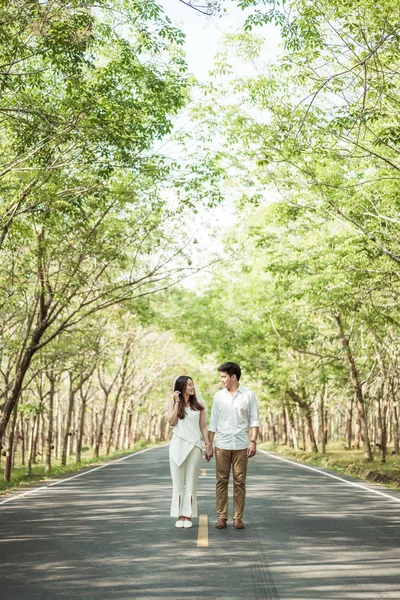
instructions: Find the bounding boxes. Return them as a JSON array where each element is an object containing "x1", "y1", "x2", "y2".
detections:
[
  {"x1": 197, "y1": 514, "x2": 209, "y2": 547},
  {"x1": 200, "y1": 469, "x2": 207, "y2": 477}
]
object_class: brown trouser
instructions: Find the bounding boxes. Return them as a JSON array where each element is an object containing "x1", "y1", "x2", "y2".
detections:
[{"x1": 215, "y1": 448, "x2": 248, "y2": 520}]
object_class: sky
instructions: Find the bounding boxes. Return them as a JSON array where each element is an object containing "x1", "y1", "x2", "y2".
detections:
[
  {"x1": 158, "y1": 1, "x2": 281, "y2": 80},
  {"x1": 156, "y1": 1, "x2": 282, "y2": 286}
]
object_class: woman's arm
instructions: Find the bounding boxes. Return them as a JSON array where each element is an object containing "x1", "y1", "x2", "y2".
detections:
[
  {"x1": 200, "y1": 408, "x2": 213, "y2": 461},
  {"x1": 167, "y1": 391, "x2": 181, "y2": 426}
]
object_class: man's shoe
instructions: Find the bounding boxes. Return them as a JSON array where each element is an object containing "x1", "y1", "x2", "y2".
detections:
[
  {"x1": 233, "y1": 519, "x2": 245, "y2": 529},
  {"x1": 215, "y1": 518, "x2": 227, "y2": 529}
]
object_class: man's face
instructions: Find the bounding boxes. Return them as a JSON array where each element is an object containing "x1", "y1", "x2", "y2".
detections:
[{"x1": 219, "y1": 371, "x2": 236, "y2": 389}]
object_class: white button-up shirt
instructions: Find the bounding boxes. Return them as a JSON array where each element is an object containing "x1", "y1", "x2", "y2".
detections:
[{"x1": 209, "y1": 385, "x2": 260, "y2": 450}]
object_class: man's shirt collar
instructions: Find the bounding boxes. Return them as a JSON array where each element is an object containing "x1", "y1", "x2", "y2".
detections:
[{"x1": 223, "y1": 385, "x2": 244, "y2": 395}]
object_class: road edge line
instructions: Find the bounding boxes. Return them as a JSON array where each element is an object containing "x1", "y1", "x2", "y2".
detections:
[
  {"x1": 259, "y1": 449, "x2": 400, "y2": 505},
  {"x1": 0, "y1": 445, "x2": 167, "y2": 506}
]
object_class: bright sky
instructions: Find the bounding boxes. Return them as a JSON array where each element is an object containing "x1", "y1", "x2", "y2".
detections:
[
  {"x1": 159, "y1": 1, "x2": 281, "y2": 80},
  {"x1": 156, "y1": 1, "x2": 281, "y2": 286}
]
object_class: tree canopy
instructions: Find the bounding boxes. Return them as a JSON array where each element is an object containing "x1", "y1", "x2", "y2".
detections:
[{"x1": 1, "y1": 0, "x2": 400, "y2": 485}]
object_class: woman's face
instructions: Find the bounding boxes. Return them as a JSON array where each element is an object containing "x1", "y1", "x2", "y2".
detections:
[{"x1": 185, "y1": 378, "x2": 195, "y2": 396}]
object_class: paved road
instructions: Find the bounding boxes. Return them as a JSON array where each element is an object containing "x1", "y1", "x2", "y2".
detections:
[{"x1": 0, "y1": 445, "x2": 399, "y2": 600}]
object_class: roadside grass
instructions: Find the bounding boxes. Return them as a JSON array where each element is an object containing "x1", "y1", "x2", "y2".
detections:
[
  {"x1": 259, "y1": 441, "x2": 400, "y2": 491},
  {"x1": 0, "y1": 440, "x2": 151, "y2": 496}
]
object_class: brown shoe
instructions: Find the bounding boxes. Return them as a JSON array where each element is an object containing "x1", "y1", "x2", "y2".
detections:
[
  {"x1": 215, "y1": 518, "x2": 227, "y2": 529},
  {"x1": 233, "y1": 519, "x2": 245, "y2": 529}
]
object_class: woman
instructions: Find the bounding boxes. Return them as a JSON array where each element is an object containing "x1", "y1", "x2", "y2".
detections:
[{"x1": 168, "y1": 375, "x2": 213, "y2": 528}]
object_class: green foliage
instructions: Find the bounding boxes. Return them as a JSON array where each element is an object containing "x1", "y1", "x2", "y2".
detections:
[
  {"x1": 157, "y1": 0, "x2": 400, "y2": 461},
  {"x1": 0, "y1": 1, "x2": 227, "y2": 440}
]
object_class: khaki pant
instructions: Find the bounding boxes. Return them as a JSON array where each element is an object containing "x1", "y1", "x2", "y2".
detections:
[{"x1": 215, "y1": 448, "x2": 248, "y2": 520}]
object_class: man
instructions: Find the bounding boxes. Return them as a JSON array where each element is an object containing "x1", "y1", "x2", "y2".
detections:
[{"x1": 209, "y1": 362, "x2": 259, "y2": 530}]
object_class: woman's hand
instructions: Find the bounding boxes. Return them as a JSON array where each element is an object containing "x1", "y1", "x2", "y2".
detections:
[
  {"x1": 205, "y1": 444, "x2": 213, "y2": 462},
  {"x1": 173, "y1": 391, "x2": 181, "y2": 403}
]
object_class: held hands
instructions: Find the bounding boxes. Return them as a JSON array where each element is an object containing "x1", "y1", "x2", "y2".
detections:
[
  {"x1": 247, "y1": 441, "x2": 257, "y2": 458},
  {"x1": 205, "y1": 444, "x2": 213, "y2": 462}
]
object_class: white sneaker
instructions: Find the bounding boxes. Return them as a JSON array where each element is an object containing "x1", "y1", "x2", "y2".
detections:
[
  {"x1": 183, "y1": 520, "x2": 193, "y2": 528},
  {"x1": 175, "y1": 520, "x2": 185, "y2": 528}
]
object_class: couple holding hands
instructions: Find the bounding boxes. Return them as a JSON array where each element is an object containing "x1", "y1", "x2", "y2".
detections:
[{"x1": 168, "y1": 362, "x2": 259, "y2": 530}]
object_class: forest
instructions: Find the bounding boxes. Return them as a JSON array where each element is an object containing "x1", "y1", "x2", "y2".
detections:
[{"x1": 1, "y1": 0, "x2": 400, "y2": 489}]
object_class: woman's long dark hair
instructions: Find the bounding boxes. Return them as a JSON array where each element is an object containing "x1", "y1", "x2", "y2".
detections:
[{"x1": 174, "y1": 375, "x2": 204, "y2": 420}]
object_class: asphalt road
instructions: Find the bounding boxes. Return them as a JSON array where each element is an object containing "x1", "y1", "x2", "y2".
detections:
[{"x1": 0, "y1": 445, "x2": 399, "y2": 600}]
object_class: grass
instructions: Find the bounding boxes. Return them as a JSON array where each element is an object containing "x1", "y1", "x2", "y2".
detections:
[
  {"x1": 0, "y1": 440, "x2": 151, "y2": 496},
  {"x1": 259, "y1": 441, "x2": 400, "y2": 491}
]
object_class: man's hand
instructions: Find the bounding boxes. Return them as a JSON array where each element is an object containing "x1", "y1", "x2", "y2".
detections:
[{"x1": 247, "y1": 440, "x2": 257, "y2": 458}]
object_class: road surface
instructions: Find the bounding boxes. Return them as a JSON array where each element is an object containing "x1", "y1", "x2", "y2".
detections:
[{"x1": 0, "y1": 445, "x2": 399, "y2": 599}]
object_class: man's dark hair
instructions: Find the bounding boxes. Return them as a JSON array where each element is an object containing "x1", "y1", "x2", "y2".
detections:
[{"x1": 217, "y1": 362, "x2": 241, "y2": 381}]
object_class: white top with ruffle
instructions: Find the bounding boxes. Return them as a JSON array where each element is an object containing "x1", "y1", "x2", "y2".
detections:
[{"x1": 169, "y1": 407, "x2": 203, "y2": 466}]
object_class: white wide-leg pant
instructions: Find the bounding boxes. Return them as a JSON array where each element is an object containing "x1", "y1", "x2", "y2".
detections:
[{"x1": 169, "y1": 446, "x2": 201, "y2": 518}]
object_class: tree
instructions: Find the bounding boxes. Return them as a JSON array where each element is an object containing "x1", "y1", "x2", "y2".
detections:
[{"x1": 0, "y1": 0, "x2": 225, "y2": 442}]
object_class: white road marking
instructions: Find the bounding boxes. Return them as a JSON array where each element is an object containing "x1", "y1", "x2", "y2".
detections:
[
  {"x1": 0, "y1": 446, "x2": 160, "y2": 506},
  {"x1": 259, "y1": 449, "x2": 400, "y2": 505}
]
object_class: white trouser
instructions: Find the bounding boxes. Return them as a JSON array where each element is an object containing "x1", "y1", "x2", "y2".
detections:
[{"x1": 170, "y1": 446, "x2": 202, "y2": 518}]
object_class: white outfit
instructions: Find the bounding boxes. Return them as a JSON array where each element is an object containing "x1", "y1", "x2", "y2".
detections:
[
  {"x1": 209, "y1": 385, "x2": 260, "y2": 450},
  {"x1": 169, "y1": 407, "x2": 203, "y2": 518}
]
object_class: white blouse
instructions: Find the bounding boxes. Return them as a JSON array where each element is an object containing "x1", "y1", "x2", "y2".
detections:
[{"x1": 169, "y1": 407, "x2": 203, "y2": 466}]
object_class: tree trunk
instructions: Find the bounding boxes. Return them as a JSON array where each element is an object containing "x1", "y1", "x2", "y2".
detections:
[
  {"x1": 345, "y1": 393, "x2": 353, "y2": 450},
  {"x1": 56, "y1": 393, "x2": 61, "y2": 459},
  {"x1": 45, "y1": 370, "x2": 55, "y2": 473},
  {"x1": 268, "y1": 410, "x2": 276, "y2": 443},
  {"x1": 300, "y1": 416, "x2": 306, "y2": 451},
  {"x1": 27, "y1": 415, "x2": 38, "y2": 476},
  {"x1": 372, "y1": 337, "x2": 389, "y2": 463},
  {"x1": 333, "y1": 312, "x2": 373, "y2": 461},
  {"x1": 107, "y1": 339, "x2": 132, "y2": 454},
  {"x1": 106, "y1": 398, "x2": 119, "y2": 455},
  {"x1": 287, "y1": 389, "x2": 318, "y2": 453},
  {"x1": 324, "y1": 408, "x2": 328, "y2": 446},
  {"x1": 284, "y1": 401, "x2": 298, "y2": 450},
  {"x1": 146, "y1": 413, "x2": 153, "y2": 443},
  {"x1": 282, "y1": 406, "x2": 288, "y2": 446},
  {"x1": 90, "y1": 407, "x2": 96, "y2": 448},
  {"x1": 115, "y1": 398, "x2": 127, "y2": 451},
  {"x1": 131, "y1": 411, "x2": 139, "y2": 446},
  {"x1": 21, "y1": 418, "x2": 26, "y2": 466},
  {"x1": 32, "y1": 411, "x2": 41, "y2": 464},
  {"x1": 61, "y1": 377, "x2": 75, "y2": 467},
  {"x1": 0, "y1": 313, "x2": 48, "y2": 440},
  {"x1": 4, "y1": 402, "x2": 19, "y2": 482},
  {"x1": 319, "y1": 388, "x2": 326, "y2": 454},
  {"x1": 392, "y1": 389, "x2": 399, "y2": 455},
  {"x1": 12, "y1": 415, "x2": 20, "y2": 470},
  {"x1": 377, "y1": 396, "x2": 388, "y2": 463},
  {"x1": 76, "y1": 397, "x2": 87, "y2": 464},
  {"x1": 94, "y1": 391, "x2": 109, "y2": 458},
  {"x1": 354, "y1": 413, "x2": 361, "y2": 450}
]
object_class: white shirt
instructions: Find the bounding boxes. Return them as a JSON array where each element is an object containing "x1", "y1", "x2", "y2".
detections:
[{"x1": 209, "y1": 385, "x2": 260, "y2": 450}]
